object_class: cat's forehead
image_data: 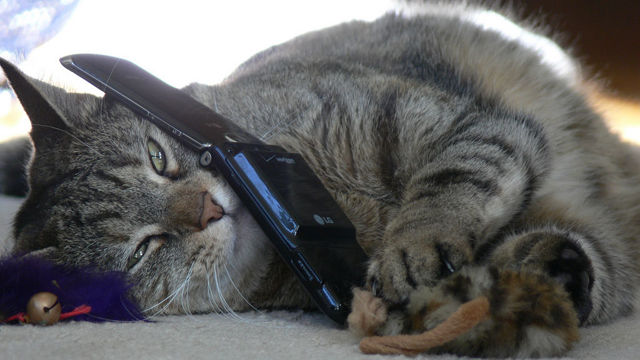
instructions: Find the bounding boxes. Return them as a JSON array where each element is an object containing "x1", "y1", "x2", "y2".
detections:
[
  {"x1": 74, "y1": 99, "x2": 185, "y2": 159},
  {"x1": 71, "y1": 102, "x2": 199, "y2": 179}
]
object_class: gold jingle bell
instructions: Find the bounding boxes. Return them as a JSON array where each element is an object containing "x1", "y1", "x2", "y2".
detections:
[{"x1": 26, "y1": 292, "x2": 62, "y2": 325}]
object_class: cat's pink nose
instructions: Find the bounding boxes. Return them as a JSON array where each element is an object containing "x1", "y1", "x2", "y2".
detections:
[{"x1": 199, "y1": 192, "x2": 224, "y2": 230}]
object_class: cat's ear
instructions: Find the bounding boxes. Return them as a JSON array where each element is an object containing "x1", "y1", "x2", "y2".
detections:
[{"x1": 0, "y1": 57, "x2": 71, "y2": 141}]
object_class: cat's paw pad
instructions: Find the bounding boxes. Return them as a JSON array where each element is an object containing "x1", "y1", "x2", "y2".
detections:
[
  {"x1": 511, "y1": 232, "x2": 594, "y2": 324},
  {"x1": 546, "y1": 241, "x2": 593, "y2": 324}
]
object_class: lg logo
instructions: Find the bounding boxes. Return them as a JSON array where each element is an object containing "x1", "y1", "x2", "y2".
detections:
[{"x1": 313, "y1": 214, "x2": 334, "y2": 225}]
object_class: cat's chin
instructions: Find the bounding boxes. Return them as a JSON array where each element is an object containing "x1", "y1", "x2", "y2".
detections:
[{"x1": 215, "y1": 207, "x2": 315, "y2": 310}]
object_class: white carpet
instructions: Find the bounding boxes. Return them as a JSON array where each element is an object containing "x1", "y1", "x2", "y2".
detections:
[{"x1": 1, "y1": 194, "x2": 639, "y2": 359}]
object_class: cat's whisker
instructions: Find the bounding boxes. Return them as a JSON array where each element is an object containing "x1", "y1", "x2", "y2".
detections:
[
  {"x1": 205, "y1": 265, "x2": 237, "y2": 322},
  {"x1": 144, "y1": 289, "x2": 177, "y2": 318},
  {"x1": 118, "y1": 295, "x2": 147, "y2": 322},
  {"x1": 223, "y1": 263, "x2": 262, "y2": 313},
  {"x1": 208, "y1": 265, "x2": 231, "y2": 318},
  {"x1": 213, "y1": 263, "x2": 247, "y2": 322},
  {"x1": 30, "y1": 123, "x2": 101, "y2": 156},
  {"x1": 205, "y1": 269, "x2": 224, "y2": 314},
  {"x1": 213, "y1": 264, "x2": 237, "y2": 317},
  {"x1": 144, "y1": 285, "x2": 179, "y2": 318},
  {"x1": 144, "y1": 262, "x2": 194, "y2": 317},
  {"x1": 203, "y1": 262, "x2": 215, "y2": 310},
  {"x1": 79, "y1": 295, "x2": 147, "y2": 323},
  {"x1": 180, "y1": 263, "x2": 195, "y2": 317}
]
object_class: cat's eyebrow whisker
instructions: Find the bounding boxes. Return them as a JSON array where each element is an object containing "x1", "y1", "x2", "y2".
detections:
[
  {"x1": 99, "y1": 96, "x2": 106, "y2": 118},
  {"x1": 259, "y1": 124, "x2": 280, "y2": 143},
  {"x1": 100, "y1": 59, "x2": 120, "y2": 118},
  {"x1": 259, "y1": 119, "x2": 289, "y2": 143},
  {"x1": 259, "y1": 107, "x2": 303, "y2": 143},
  {"x1": 212, "y1": 87, "x2": 220, "y2": 113},
  {"x1": 30, "y1": 123, "x2": 102, "y2": 156}
]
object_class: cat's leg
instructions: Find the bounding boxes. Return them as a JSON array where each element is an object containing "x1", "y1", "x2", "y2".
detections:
[
  {"x1": 484, "y1": 201, "x2": 638, "y2": 325},
  {"x1": 367, "y1": 109, "x2": 550, "y2": 304}
]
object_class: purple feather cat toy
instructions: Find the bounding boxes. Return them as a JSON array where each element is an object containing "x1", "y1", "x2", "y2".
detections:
[{"x1": 0, "y1": 255, "x2": 145, "y2": 324}]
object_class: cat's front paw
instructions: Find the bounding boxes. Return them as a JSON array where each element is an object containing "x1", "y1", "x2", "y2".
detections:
[
  {"x1": 491, "y1": 230, "x2": 594, "y2": 324},
  {"x1": 544, "y1": 239, "x2": 594, "y2": 323},
  {"x1": 366, "y1": 231, "x2": 472, "y2": 304}
]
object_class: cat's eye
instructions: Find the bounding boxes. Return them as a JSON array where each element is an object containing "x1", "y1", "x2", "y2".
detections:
[
  {"x1": 127, "y1": 237, "x2": 151, "y2": 269},
  {"x1": 147, "y1": 139, "x2": 166, "y2": 174}
]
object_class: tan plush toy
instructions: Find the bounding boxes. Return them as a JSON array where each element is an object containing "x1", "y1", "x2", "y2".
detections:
[{"x1": 348, "y1": 267, "x2": 579, "y2": 358}]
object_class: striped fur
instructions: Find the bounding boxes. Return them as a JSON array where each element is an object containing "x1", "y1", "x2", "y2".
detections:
[
  {"x1": 365, "y1": 267, "x2": 580, "y2": 357},
  {"x1": 2, "y1": 2, "x2": 640, "y2": 357}
]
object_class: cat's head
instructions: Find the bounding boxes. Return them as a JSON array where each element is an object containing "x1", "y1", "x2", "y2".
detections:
[{"x1": 0, "y1": 58, "x2": 279, "y2": 314}]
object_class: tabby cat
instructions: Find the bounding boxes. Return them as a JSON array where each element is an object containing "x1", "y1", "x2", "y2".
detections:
[{"x1": 2, "y1": 2, "x2": 639, "y2": 357}]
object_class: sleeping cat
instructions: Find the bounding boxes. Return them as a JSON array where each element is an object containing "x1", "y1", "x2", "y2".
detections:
[{"x1": 2, "y1": 2, "x2": 640, "y2": 357}]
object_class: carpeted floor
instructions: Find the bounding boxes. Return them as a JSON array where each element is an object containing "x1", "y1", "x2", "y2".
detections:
[{"x1": 2, "y1": 195, "x2": 640, "y2": 359}]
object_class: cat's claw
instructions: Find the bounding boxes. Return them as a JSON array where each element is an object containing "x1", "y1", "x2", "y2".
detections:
[{"x1": 366, "y1": 237, "x2": 470, "y2": 305}]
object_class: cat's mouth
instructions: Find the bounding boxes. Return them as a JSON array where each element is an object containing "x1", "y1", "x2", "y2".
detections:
[{"x1": 200, "y1": 191, "x2": 225, "y2": 229}]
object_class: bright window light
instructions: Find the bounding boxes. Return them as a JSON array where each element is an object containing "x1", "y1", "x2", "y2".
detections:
[
  {"x1": 24, "y1": 0, "x2": 394, "y2": 88},
  {"x1": 1, "y1": 0, "x2": 393, "y2": 141}
]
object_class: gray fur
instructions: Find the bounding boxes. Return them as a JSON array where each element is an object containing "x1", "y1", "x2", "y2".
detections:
[{"x1": 2, "y1": 3, "x2": 640, "y2": 356}]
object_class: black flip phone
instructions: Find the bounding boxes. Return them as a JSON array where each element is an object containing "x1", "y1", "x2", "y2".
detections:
[{"x1": 60, "y1": 54, "x2": 369, "y2": 324}]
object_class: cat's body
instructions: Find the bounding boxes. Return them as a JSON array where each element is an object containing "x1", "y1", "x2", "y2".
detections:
[{"x1": 2, "y1": 3, "x2": 640, "y2": 357}]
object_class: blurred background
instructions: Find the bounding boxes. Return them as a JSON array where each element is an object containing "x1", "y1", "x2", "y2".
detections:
[
  {"x1": 0, "y1": 0, "x2": 638, "y2": 143},
  {"x1": 517, "y1": 0, "x2": 640, "y2": 144}
]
